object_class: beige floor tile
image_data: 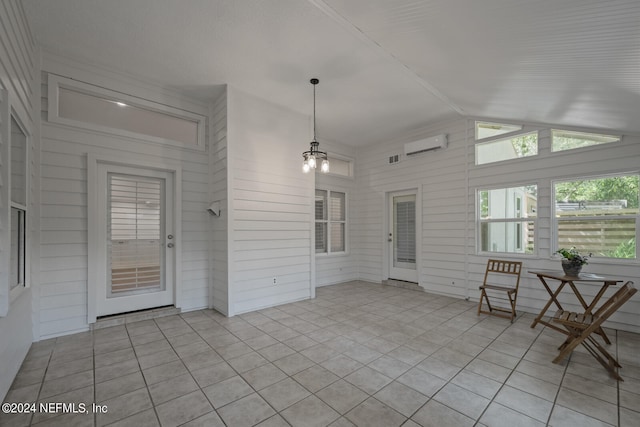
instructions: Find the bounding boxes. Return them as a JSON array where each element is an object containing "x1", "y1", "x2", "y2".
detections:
[
  {"x1": 556, "y1": 387, "x2": 618, "y2": 425},
  {"x1": 180, "y1": 348, "x2": 223, "y2": 372},
  {"x1": 494, "y1": 385, "x2": 553, "y2": 423},
  {"x1": 293, "y1": 365, "x2": 339, "y2": 393},
  {"x1": 345, "y1": 397, "x2": 406, "y2": 427},
  {"x1": 433, "y1": 383, "x2": 490, "y2": 420},
  {"x1": 315, "y1": 379, "x2": 369, "y2": 414},
  {"x1": 202, "y1": 375, "x2": 253, "y2": 409},
  {"x1": 480, "y1": 402, "x2": 546, "y2": 427},
  {"x1": 148, "y1": 372, "x2": 200, "y2": 405},
  {"x1": 344, "y1": 366, "x2": 392, "y2": 395},
  {"x1": 273, "y1": 353, "x2": 316, "y2": 376},
  {"x1": 141, "y1": 359, "x2": 188, "y2": 385},
  {"x1": 227, "y1": 351, "x2": 269, "y2": 373},
  {"x1": 39, "y1": 370, "x2": 93, "y2": 399},
  {"x1": 281, "y1": 395, "x2": 340, "y2": 427},
  {"x1": 549, "y1": 405, "x2": 615, "y2": 427},
  {"x1": 179, "y1": 410, "x2": 226, "y2": 427},
  {"x1": 96, "y1": 387, "x2": 153, "y2": 427},
  {"x1": 373, "y1": 381, "x2": 429, "y2": 417},
  {"x1": 451, "y1": 370, "x2": 502, "y2": 399},
  {"x1": 242, "y1": 363, "x2": 288, "y2": 390},
  {"x1": 155, "y1": 390, "x2": 213, "y2": 427},
  {"x1": 410, "y1": 399, "x2": 475, "y2": 427},
  {"x1": 218, "y1": 393, "x2": 276, "y2": 427},
  {"x1": 103, "y1": 408, "x2": 159, "y2": 427},
  {"x1": 95, "y1": 370, "x2": 145, "y2": 402},
  {"x1": 320, "y1": 355, "x2": 363, "y2": 378},
  {"x1": 416, "y1": 356, "x2": 461, "y2": 381},
  {"x1": 190, "y1": 361, "x2": 236, "y2": 388},
  {"x1": 397, "y1": 367, "x2": 446, "y2": 397},
  {"x1": 259, "y1": 378, "x2": 311, "y2": 411}
]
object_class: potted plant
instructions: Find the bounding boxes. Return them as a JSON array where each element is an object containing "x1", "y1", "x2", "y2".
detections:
[{"x1": 556, "y1": 247, "x2": 591, "y2": 276}]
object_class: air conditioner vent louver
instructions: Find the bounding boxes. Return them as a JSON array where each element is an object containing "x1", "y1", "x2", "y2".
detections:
[{"x1": 404, "y1": 134, "x2": 447, "y2": 156}]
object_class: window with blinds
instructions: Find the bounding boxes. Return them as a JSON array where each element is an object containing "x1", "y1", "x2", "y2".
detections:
[
  {"x1": 315, "y1": 189, "x2": 346, "y2": 254},
  {"x1": 108, "y1": 174, "x2": 164, "y2": 296}
]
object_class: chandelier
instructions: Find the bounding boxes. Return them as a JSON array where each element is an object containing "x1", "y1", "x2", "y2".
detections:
[{"x1": 302, "y1": 78, "x2": 329, "y2": 173}]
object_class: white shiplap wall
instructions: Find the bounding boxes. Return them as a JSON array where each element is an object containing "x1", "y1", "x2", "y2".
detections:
[
  {"x1": 227, "y1": 87, "x2": 314, "y2": 315},
  {"x1": 355, "y1": 119, "x2": 469, "y2": 297},
  {"x1": 209, "y1": 89, "x2": 229, "y2": 315},
  {"x1": 0, "y1": 0, "x2": 35, "y2": 401},
  {"x1": 37, "y1": 59, "x2": 211, "y2": 338},
  {"x1": 315, "y1": 140, "x2": 358, "y2": 286},
  {"x1": 465, "y1": 119, "x2": 640, "y2": 332}
]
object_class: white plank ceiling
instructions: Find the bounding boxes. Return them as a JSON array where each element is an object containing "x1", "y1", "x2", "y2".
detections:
[{"x1": 22, "y1": 0, "x2": 640, "y2": 146}]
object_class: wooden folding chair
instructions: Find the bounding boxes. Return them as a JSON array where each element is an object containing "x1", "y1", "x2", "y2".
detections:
[
  {"x1": 552, "y1": 281, "x2": 636, "y2": 381},
  {"x1": 477, "y1": 259, "x2": 523, "y2": 322}
]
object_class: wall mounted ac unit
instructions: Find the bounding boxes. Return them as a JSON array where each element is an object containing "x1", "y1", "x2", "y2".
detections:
[{"x1": 404, "y1": 134, "x2": 447, "y2": 156}]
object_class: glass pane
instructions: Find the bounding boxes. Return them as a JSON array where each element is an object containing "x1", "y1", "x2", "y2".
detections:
[
  {"x1": 555, "y1": 176, "x2": 639, "y2": 215},
  {"x1": 315, "y1": 223, "x2": 327, "y2": 253},
  {"x1": 10, "y1": 207, "x2": 25, "y2": 290},
  {"x1": 476, "y1": 132, "x2": 538, "y2": 165},
  {"x1": 318, "y1": 157, "x2": 351, "y2": 177},
  {"x1": 394, "y1": 196, "x2": 416, "y2": 265},
  {"x1": 552, "y1": 129, "x2": 619, "y2": 152},
  {"x1": 108, "y1": 174, "x2": 163, "y2": 296},
  {"x1": 481, "y1": 221, "x2": 535, "y2": 254},
  {"x1": 475, "y1": 121, "x2": 522, "y2": 140},
  {"x1": 330, "y1": 223, "x2": 345, "y2": 252},
  {"x1": 479, "y1": 186, "x2": 537, "y2": 219},
  {"x1": 59, "y1": 87, "x2": 199, "y2": 145},
  {"x1": 11, "y1": 116, "x2": 27, "y2": 206},
  {"x1": 557, "y1": 218, "x2": 636, "y2": 259},
  {"x1": 330, "y1": 192, "x2": 345, "y2": 221},
  {"x1": 315, "y1": 190, "x2": 327, "y2": 221}
]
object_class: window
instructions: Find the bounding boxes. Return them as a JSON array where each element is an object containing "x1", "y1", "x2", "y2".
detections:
[
  {"x1": 475, "y1": 121, "x2": 523, "y2": 140},
  {"x1": 554, "y1": 174, "x2": 638, "y2": 259},
  {"x1": 315, "y1": 190, "x2": 346, "y2": 254},
  {"x1": 478, "y1": 185, "x2": 537, "y2": 254},
  {"x1": 316, "y1": 155, "x2": 353, "y2": 178},
  {"x1": 10, "y1": 115, "x2": 27, "y2": 291},
  {"x1": 48, "y1": 75, "x2": 206, "y2": 150},
  {"x1": 476, "y1": 131, "x2": 538, "y2": 165},
  {"x1": 552, "y1": 129, "x2": 619, "y2": 152}
]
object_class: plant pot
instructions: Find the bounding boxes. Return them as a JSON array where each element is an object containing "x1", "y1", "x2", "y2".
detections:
[{"x1": 561, "y1": 259, "x2": 582, "y2": 276}]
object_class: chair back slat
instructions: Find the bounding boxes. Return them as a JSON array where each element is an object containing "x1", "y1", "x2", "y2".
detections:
[{"x1": 593, "y1": 281, "x2": 636, "y2": 320}]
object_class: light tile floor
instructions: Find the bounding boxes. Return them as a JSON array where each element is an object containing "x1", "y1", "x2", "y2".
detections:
[{"x1": 2, "y1": 281, "x2": 640, "y2": 427}]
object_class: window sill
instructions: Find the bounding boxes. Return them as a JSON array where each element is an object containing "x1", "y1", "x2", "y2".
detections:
[{"x1": 316, "y1": 251, "x2": 350, "y2": 258}]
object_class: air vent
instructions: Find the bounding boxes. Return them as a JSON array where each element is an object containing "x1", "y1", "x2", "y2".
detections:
[{"x1": 388, "y1": 154, "x2": 400, "y2": 164}]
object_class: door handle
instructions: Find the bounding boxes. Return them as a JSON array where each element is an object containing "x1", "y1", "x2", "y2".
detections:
[{"x1": 167, "y1": 243, "x2": 174, "y2": 248}]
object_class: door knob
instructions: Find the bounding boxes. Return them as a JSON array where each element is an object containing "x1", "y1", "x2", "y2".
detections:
[{"x1": 167, "y1": 243, "x2": 174, "y2": 248}]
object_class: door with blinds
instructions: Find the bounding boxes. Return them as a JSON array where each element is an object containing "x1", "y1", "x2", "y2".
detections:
[
  {"x1": 388, "y1": 191, "x2": 418, "y2": 282},
  {"x1": 96, "y1": 164, "x2": 175, "y2": 316}
]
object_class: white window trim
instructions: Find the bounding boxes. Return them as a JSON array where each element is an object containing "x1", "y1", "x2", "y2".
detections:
[
  {"x1": 48, "y1": 74, "x2": 206, "y2": 151},
  {"x1": 1, "y1": 92, "x2": 31, "y2": 316},
  {"x1": 550, "y1": 128, "x2": 621, "y2": 153},
  {"x1": 551, "y1": 172, "x2": 639, "y2": 263},
  {"x1": 316, "y1": 153, "x2": 355, "y2": 179},
  {"x1": 476, "y1": 184, "x2": 538, "y2": 257},
  {"x1": 315, "y1": 189, "x2": 348, "y2": 256}
]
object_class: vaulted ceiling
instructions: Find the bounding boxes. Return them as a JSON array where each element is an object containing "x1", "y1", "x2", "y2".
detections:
[{"x1": 22, "y1": 0, "x2": 640, "y2": 146}]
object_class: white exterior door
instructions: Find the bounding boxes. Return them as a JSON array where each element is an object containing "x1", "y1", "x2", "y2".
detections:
[
  {"x1": 388, "y1": 191, "x2": 418, "y2": 283},
  {"x1": 96, "y1": 164, "x2": 175, "y2": 316}
]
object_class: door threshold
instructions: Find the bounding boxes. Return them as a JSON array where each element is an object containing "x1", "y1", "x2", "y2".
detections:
[
  {"x1": 92, "y1": 305, "x2": 180, "y2": 330},
  {"x1": 383, "y1": 279, "x2": 423, "y2": 292}
]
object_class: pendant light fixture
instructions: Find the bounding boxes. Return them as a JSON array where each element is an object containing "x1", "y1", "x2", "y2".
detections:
[{"x1": 302, "y1": 78, "x2": 329, "y2": 173}]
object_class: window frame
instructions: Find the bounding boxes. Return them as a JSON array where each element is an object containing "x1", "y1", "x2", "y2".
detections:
[
  {"x1": 475, "y1": 130, "x2": 539, "y2": 166},
  {"x1": 477, "y1": 184, "x2": 538, "y2": 256},
  {"x1": 48, "y1": 74, "x2": 206, "y2": 151},
  {"x1": 552, "y1": 172, "x2": 639, "y2": 262},
  {"x1": 9, "y1": 112, "x2": 29, "y2": 298},
  {"x1": 551, "y1": 129, "x2": 620, "y2": 153},
  {"x1": 315, "y1": 189, "x2": 348, "y2": 256}
]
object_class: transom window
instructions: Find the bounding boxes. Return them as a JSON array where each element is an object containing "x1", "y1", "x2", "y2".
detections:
[
  {"x1": 475, "y1": 131, "x2": 538, "y2": 165},
  {"x1": 554, "y1": 174, "x2": 638, "y2": 259},
  {"x1": 478, "y1": 185, "x2": 537, "y2": 254},
  {"x1": 552, "y1": 129, "x2": 619, "y2": 152},
  {"x1": 315, "y1": 190, "x2": 346, "y2": 254},
  {"x1": 475, "y1": 121, "x2": 523, "y2": 140}
]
